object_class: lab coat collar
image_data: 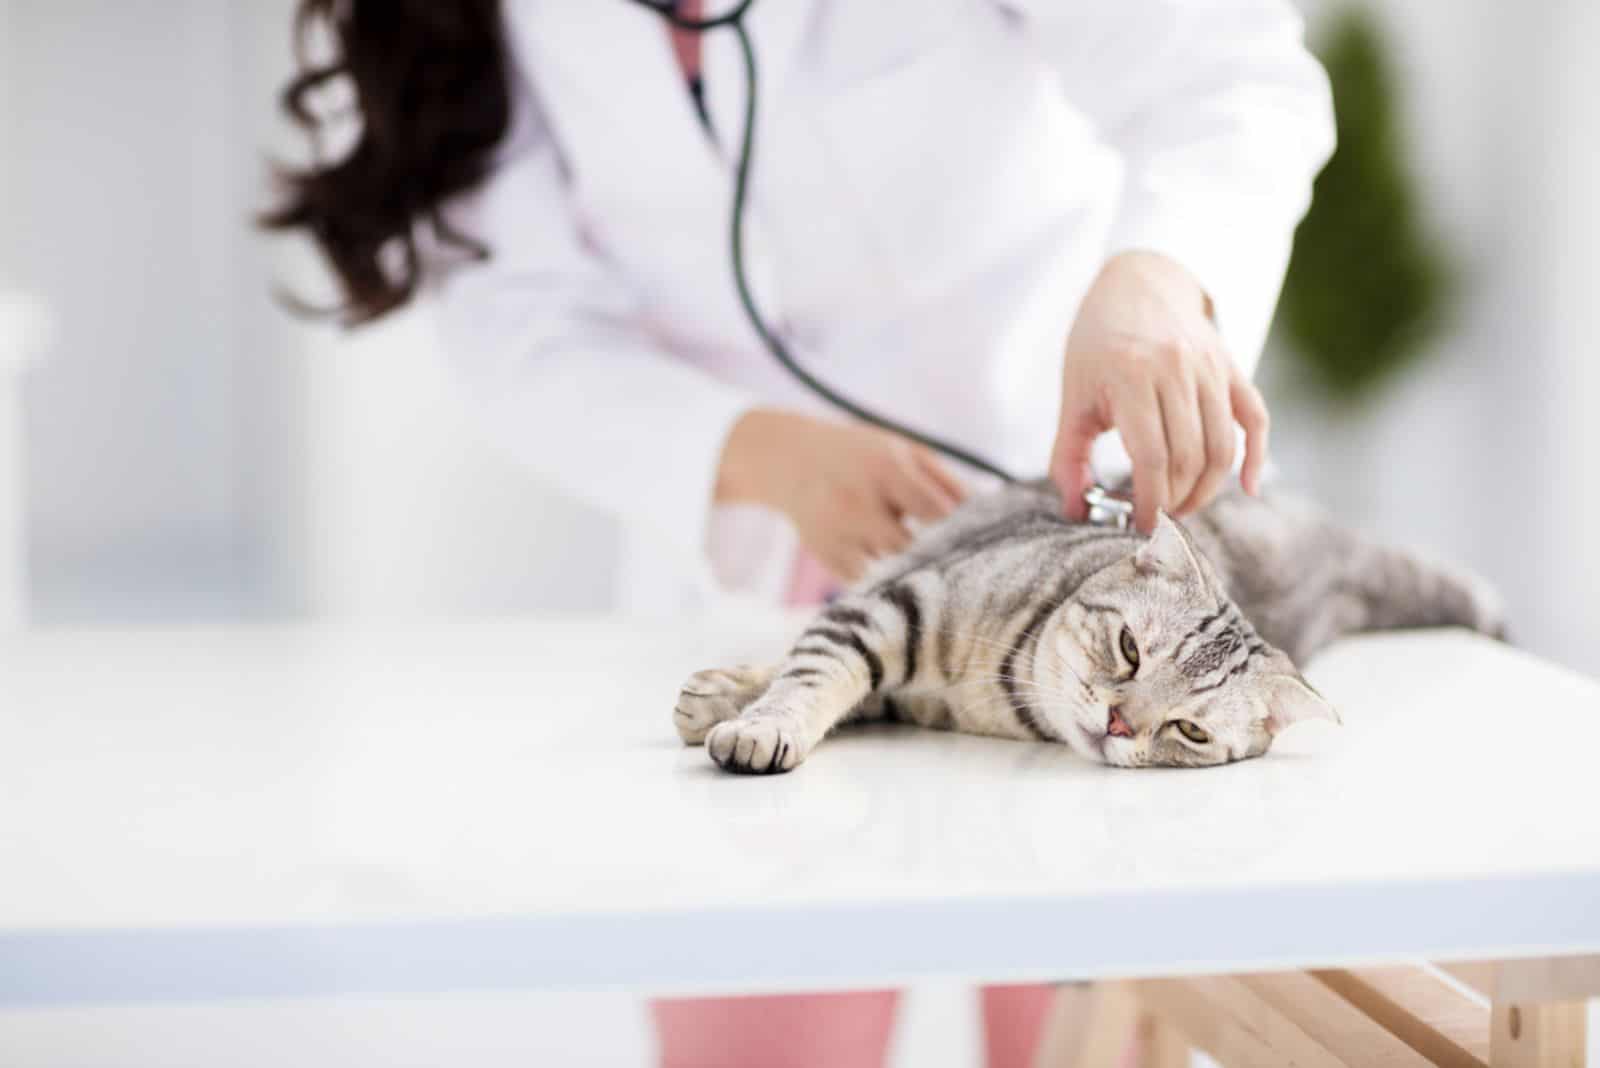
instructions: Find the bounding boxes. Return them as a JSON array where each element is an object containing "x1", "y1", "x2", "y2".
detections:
[{"x1": 700, "y1": 0, "x2": 819, "y2": 151}]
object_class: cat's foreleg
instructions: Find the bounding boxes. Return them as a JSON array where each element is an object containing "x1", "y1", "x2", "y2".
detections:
[{"x1": 705, "y1": 597, "x2": 911, "y2": 774}]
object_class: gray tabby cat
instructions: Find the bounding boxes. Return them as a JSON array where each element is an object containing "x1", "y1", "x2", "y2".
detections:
[{"x1": 674, "y1": 481, "x2": 1503, "y2": 772}]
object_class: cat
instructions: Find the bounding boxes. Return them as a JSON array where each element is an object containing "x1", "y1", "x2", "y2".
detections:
[{"x1": 673, "y1": 480, "x2": 1504, "y2": 772}]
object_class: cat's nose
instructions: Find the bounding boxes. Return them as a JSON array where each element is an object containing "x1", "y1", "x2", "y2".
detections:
[{"x1": 1106, "y1": 706, "x2": 1134, "y2": 738}]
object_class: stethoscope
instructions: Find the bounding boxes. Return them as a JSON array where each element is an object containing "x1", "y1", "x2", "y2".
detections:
[{"x1": 623, "y1": 1, "x2": 1137, "y2": 528}]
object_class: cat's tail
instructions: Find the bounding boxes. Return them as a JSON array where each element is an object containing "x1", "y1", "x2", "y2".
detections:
[
  {"x1": 1199, "y1": 489, "x2": 1508, "y2": 663},
  {"x1": 1354, "y1": 543, "x2": 1508, "y2": 643}
]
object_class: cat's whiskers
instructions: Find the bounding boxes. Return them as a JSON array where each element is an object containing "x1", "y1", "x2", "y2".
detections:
[
  {"x1": 934, "y1": 681, "x2": 1068, "y2": 722},
  {"x1": 934, "y1": 670, "x2": 1055, "y2": 693},
  {"x1": 926, "y1": 665, "x2": 1102, "y2": 742},
  {"x1": 1046, "y1": 649, "x2": 1090, "y2": 691},
  {"x1": 934, "y1": 621, "x2": 1100, "y2": 688},
  {"x1": 945, "y1": 689, "x2": 1104, "y2": 756},
  {"x1": 929, "y1": 625, "x2": 1038, "y2": 663}
]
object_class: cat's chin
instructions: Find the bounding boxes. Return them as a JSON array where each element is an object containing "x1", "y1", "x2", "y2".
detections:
[
  {"x1": 1051, "y1": 707, "x2": 1143, "y2": 767},
  {"x1": 1054, "y1": 711, "x2": 1113, "y2": 765},
  {"x1": 1095, "y1": 741, "x2": 1137, "y2": 768}
]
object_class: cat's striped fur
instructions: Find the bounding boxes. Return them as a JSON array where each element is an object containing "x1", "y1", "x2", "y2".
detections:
[{"x1": 675, "y1": 480, "x2": 1503, "y2": 772}]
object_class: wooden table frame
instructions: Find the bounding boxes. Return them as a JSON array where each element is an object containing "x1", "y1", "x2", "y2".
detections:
[{"x1": 1035, "y1": 955, "x2": 1596, "y2": 1067}]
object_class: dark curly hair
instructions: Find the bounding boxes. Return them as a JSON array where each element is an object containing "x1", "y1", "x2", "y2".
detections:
[{"x1": 261, "y1": 0, "x2": 512, "y2": 325}]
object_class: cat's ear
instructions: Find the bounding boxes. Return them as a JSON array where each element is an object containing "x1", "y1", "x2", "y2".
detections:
[
  {"x1": 1259, "y1": 673, "x2": 1341, "y2": 735},
  {"x1": 1135, "y1": 511, "x2": 1209, "y2": 586}
]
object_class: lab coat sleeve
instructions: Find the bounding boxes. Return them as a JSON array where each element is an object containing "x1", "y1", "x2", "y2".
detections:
[
  {"x1": 1021, "y1": 0, "x2": 1336, "y2": 373},
  {"x1": 431, "y1": 102, "x2": 755, "y2": 573}
]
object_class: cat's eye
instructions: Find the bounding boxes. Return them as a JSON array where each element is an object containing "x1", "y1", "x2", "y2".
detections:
[
  {"x1": 1118, "y1": 626, "x2": 1140, "y2": 673},
  {"x1": 1174, "y1": 720, "x2": 1211, "y2": 745}
]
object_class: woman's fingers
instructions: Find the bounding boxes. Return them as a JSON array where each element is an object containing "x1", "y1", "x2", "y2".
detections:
[
  {"x1": 892, "y1": 452, "x2": 963, "y2": 521},
  {"x1": 816, "y1": 540, "x2": 861, "y2": 584},
  {"x1": 830, "y1": 507, "x2": 910, "y2": 581},
  {"x1": 1230, "y1": 368, "x2": 1270, "y2": 496},
  {"x1": 1156, "y1": 369, "x2": 1206, "y2": 517},
  {"x1": 912, "y1": 447, "x2": 967, "y2": 509},
  {"x1": 863, "y1": 508, "x2": 913, "y2": 559},
  {"x1": 1113, "y1": 377, "x2": 1172, "y2": 533},
  {"x1": 889, "y1": 465, "x2": 952, "y2": 522},
  {"x1": 1049, "y1": 399, "x2": 1108, "y2": 521},
  {"x1": 1176, "y1": 364, "x2": 1238, "y2": 515}
]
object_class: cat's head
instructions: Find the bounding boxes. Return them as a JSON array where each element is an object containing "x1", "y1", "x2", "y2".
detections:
[{"x1": 1038, "y1": 513, "x2": 1338, "y2": 768}]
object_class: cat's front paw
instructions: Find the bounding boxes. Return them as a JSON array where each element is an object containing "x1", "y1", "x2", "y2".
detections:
[
  {"x1": 674, "y1": 666, "x2": 769, "y2": 744},
  {"x1": 706, "y1": 712, "x2": 807, "y2": 774}
]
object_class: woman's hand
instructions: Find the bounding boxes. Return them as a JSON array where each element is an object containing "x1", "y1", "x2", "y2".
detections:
[
  {"x1": 717, "y1": 409, "x2": 965, "y2": 583},
  {"x1": 1048, "y1": 250, "x2": 1270, "y2": 532}
]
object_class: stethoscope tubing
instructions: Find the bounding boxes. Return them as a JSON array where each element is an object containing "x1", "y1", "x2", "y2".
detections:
[{"x1": 621, "y1": 0, "x2": 1021, "y2": 483}]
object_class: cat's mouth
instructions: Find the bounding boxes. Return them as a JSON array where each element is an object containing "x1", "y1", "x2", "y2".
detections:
[{"x1": 1092, "y1": 708, "x2": 1136, "y2": 764}]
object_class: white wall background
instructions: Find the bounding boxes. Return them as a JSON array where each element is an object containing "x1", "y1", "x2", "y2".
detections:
[
  {"x1": 1, "y1": 1, "x2": 1597, "y2": 1065},
  {"x1": 1267, "y1": 0, "x2": 1600, "y2": 675},
  {"x1": 4, "y1": 0, "x2": 616, "y2": 625},
  {"x1": 10, "y1": 2, "x2": 251, "y2": 618}
]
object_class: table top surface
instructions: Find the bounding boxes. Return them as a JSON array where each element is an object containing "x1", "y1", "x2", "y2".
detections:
[{"x1": 3, "y1": 617, "x2": 1598, "y2": 1004}]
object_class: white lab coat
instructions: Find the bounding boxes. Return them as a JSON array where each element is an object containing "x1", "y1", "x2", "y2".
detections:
[{"x1": 434, "y1": 0, "x2": 1334, "y2": 616}]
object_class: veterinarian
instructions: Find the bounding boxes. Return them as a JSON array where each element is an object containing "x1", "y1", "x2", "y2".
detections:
[{"x1": 268, "y1": 1, "x2": 1333, "y2": 1064}]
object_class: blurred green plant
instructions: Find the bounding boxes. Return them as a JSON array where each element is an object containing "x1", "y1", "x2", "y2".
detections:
[{"x1": 1277, "y1": 7, "x2": 1456, "y2": 404}]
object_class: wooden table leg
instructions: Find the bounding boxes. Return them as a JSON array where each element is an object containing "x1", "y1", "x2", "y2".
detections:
[
  {"x1": 1033, "y1": 983, "x2": 1193, "y2": 1068},
  {"x1": 1131, "y1": 970, "x2": 1435, "y2": 1067},
  {"x1": 1032, "y1": 982, "x2": 1141, "y2": 1068},
  {"x1": 1438, "y1": 954, "x2": 1596, "y2": 1067},
  {"x1": 1034, "y1": 956, "x2": 1594, "y2": 1068},
  {"x1": 1133, "y1": 1009, "x2": 1190, "y2": 1068},
  {"x1": 1312, "y1": 966, "x2": 1488, "y2": 1066},
  {"x1": 1490, "y1": 999, "x2": 1587, "y2": 1067}
]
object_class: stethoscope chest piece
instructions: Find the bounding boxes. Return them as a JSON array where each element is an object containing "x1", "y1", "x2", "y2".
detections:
[{"x1": 1083, "y1": 485, "x2": 1135, "y2": 531}]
